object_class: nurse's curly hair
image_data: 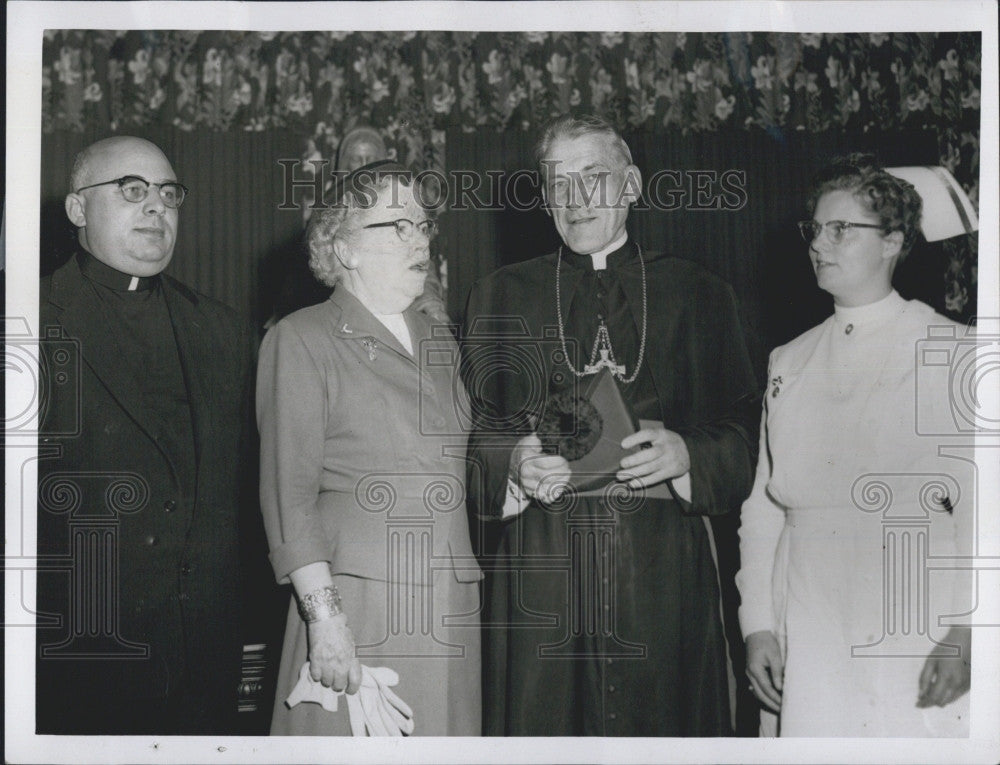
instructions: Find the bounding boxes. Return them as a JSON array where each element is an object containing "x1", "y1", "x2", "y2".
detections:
[{"x1": 806, "y1": 152, "x2": 923, "y2": 259}]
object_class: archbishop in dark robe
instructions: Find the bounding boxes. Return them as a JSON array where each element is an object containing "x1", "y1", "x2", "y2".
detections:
[{"x1": 461, "y1": 115, "x2": 759, "y2": 736}]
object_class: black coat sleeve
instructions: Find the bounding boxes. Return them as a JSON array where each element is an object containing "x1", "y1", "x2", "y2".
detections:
[
  {"x1": 670, "y1": 280, "x2": 762, "y2": 516},
  {"x1": 460, "y1": 277, "x2": 524, "y2": 527}
]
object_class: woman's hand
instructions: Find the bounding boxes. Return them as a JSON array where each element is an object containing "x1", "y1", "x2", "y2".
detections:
[
  {"x1": 917, "y1": 626, "x2": 971, "y2": 708},
  {"x1": 289, "y1": 562, "x2": 362, "y2": 694},
  {"x1": 745, "y1": 630, "x2": 783, "y2": 713},
  {"x1": 307, "y1": 612, "x2": 363, "y2": 695}
]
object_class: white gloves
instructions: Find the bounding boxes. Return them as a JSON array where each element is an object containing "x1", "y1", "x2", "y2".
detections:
[{"x1": 285, "y1": 662, "x2": 415, "y2": 736}]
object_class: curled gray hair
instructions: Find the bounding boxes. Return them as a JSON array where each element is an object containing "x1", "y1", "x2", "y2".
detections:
[{"x1": 307, "y1": 174, "x2": 412, "y2": 287}]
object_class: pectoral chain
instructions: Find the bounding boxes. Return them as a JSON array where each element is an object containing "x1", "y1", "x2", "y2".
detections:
[{"x1": 555, "y1": 244, "x2": 648, "y2": 383}]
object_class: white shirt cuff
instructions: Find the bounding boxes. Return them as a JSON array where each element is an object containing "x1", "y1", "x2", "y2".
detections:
[
  {"x1": 738, "y1": 605, "x2": 776, "y2": 640},
  {"x1": 502, "y1": 478, "x2": 530, "y2": 519},
  {"x1": 670, "y1": 471, "x2": 692, "y2": 503}
]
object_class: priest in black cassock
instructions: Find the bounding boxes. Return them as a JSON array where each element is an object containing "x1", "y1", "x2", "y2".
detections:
[
  {"x1": 36, "y1": 136, "x2": 255, "y2": 734},
  {"x1": 462, "y1": 114, "x2": 760, "y2": 736}
]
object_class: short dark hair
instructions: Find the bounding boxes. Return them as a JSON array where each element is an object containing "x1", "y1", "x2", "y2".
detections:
[
  {"x1": 69, "y1": 146, "x2": 94, "y2": 192},
  {"x1": 534, "y1": 113, "x2": 633, "y2": 170},
  {"x1": 807, "y1": 152, "x2": 923, "y2": 259}
]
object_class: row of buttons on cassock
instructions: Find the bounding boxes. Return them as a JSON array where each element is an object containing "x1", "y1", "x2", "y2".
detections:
[
  {"x1": 141, "y1": 499, "x2": 192, "y2": 577},
  {"x1": 606, "y1": 655, "x2": 617, "y2": 721}
]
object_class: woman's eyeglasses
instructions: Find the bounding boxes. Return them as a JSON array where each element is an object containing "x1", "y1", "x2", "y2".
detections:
[
  {"x1": 363, "y1": 218, "x2": 438, "y2": 242},
  {"x1": 75, "y1": 175, "x2": 188, "y2": 209},
  {"x1": 797, "y1": 219, "x2": 883, "y2": 245}
]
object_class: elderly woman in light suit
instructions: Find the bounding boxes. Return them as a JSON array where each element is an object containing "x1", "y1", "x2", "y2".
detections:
[{"x1": 257, "y1": 160, "x2": 481, "y2": 736}]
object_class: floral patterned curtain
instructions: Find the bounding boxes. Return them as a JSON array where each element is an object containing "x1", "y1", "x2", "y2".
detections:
[{"x1": 42, "y1": 30, "x2": 981, "y2": 314}]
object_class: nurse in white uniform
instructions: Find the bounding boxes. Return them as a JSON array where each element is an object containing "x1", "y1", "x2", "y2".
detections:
[{"x1": 737, "y1": 154, "x2": 973, "y2": 737}]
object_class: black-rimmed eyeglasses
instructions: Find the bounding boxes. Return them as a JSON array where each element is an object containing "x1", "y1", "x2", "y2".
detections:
[
  {"x1": 363, "y1": 218, "x2": 438, "y2": 242},
  {"x1": 797, "y1": 219, "x2": 883, "y2": 245},
  {"x1": 75, "y1": 175, "x2": 188, "y2": 209}
]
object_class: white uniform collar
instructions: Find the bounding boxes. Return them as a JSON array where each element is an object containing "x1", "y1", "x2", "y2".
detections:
[{"x1": 833, "y1": 290, "x2": 906, "y2": 329}]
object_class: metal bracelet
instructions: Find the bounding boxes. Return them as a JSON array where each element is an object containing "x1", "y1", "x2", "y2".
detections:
[{"x1": 297, "y1": 585, "x2": 343, "y2": 624}]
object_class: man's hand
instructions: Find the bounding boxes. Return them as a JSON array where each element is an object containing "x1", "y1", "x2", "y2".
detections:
[
  {"x1": 306, "y1": 613, "x2": 363, "y2": 695},
  {"x1": 745, "y1": 630, "x2": 783, "y2": 713},
  {"x1": 510, "y1": 433, "x2": 571, "y2": 505},
  {"x1": 917, "y1": 626, "x2": 971, "y2": 708},
  {"x1": 617, "y1": 427, "x2": 690, "y2": 488}
]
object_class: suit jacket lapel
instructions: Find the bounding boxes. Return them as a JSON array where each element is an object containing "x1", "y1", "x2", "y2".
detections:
[
  {"x1": 161, "y1": 278, "x2": 210, "y2": 482},
  {"x1": 617, "y1": 250, "x2": 668, "y2": 417},
  {"x1": 552, "y1": 257, "x2": 585, "y2": 372},
  {"x1": 329, "y1": 287, "x2": 417, "y2": 364},
  {"x1": 405, "y1": 308, "x2": 443, "y2": 388},
  {"x1": 48, "y1": 258, "x2": 167, "y2": 446},
  {"x1": 617, "y1": 265, "x2": 647, "y2": 351},
  {"x1": 613, "y1": 245, "x2": 649, "y2": 345}
]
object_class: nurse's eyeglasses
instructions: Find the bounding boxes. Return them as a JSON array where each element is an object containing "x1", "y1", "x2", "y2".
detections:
[{"x1": 798, "y1": 220, "x2": 883, "y2": 245}]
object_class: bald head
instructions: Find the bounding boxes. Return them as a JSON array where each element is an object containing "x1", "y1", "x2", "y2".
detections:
[
  {"x1": 70, "y1": 136, "x2": 172, "y2": 192},
  {"x1": 66, "y1": 136, "x2": 180, "y2": 277}
]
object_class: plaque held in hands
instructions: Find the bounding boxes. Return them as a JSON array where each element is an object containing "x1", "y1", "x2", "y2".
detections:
[{"x1": 536, "y1": 368, "x2": 641, "y2": 492}]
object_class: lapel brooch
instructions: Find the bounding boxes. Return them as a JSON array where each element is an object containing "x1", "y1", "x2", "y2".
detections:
[
  {"x1": 362, "y1": 338, "x2": 378, "y2": 361},
  {"x1": 771, "y1": 375, "x2": 783, "y2": 398}
]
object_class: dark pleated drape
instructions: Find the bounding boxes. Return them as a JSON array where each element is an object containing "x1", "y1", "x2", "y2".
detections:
[{"x1": 437, "y1": 128, "x2": 562, "y2": 319}]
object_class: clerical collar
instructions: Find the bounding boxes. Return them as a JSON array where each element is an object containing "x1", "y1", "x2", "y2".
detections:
[
  {"x1": 77, "y1": 250, "x2": 159, "y2": 292},
  {"x1": 566, "y1": 235, "x2": 633, "y2": 272},
  {"x1": 588, "y1": 233, "x2": 629, "y2": 270}
]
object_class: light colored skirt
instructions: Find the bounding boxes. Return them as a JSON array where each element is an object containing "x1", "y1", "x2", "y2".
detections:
[
  {"x1": 761, "y1": 506, "x2": 969, "y2": 737},
  {"x1": 270, "y1": 570, "x2": 481, "y2": 736}
]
